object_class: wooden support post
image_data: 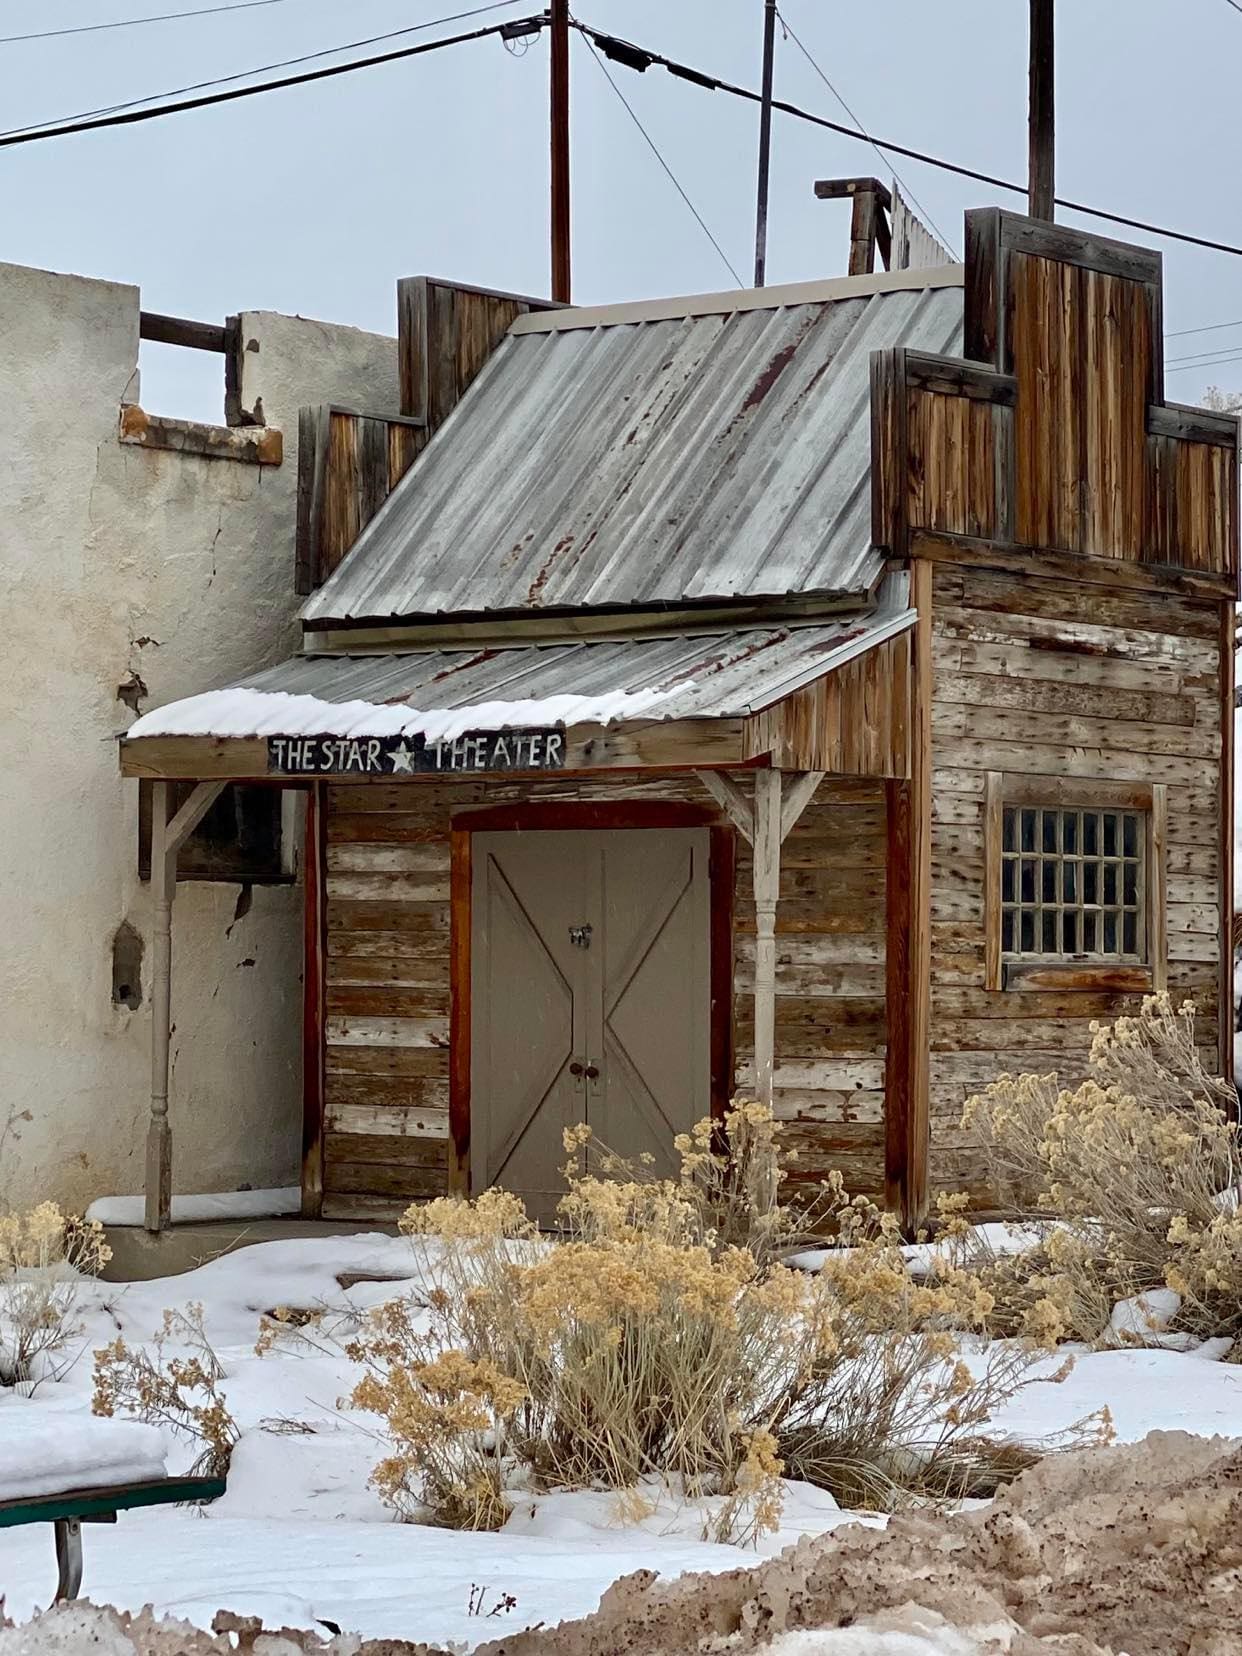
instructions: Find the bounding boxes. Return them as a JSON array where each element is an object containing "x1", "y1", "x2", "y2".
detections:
[
  {"x1": 751, "y1": 770, "x2": 781, "y2": 1108},
  {"x1": 145, "y1": 779, "x2": 227, "y2": 1235},
  {"x1": 550, "y1": 0, "x2": 572, "y2": 302},
  {"x1": 1028, "y1": 0, "x2": 1055, "y2": 221},
  {"x1": 884, "y1": 559, "x2": 932, "y2": 1234}
]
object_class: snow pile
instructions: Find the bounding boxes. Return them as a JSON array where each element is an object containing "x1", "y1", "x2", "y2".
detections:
[
  {"x1": 7, "y1": 1432, "x2": 1242, "y2": 1654},
  {"x1": 85, "y1": 1189, "x2": 300, "y2": 1227},
  {"x1": 0, "y1": 1404, "x2": 165, "y2": 1501}
]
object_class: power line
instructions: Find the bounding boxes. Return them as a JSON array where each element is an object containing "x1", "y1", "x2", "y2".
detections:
[
  {"x1": 1166, "y1": 316, "x2": 1242, "y2": 341},
  {"x1": 774, "y1": 5, "x2": 958, "y2": 259},
  {"x1": 0, "y1": 0, "x2": 294, "y2": 47},
  {"x1": 1, "y1": 1, "x2": 527, "y2": 138},
  {"x1": 0, "y1": 6, "x2": 536, "y2": 148},
  {"x1": 1222, "y1": 0, "x2": 1242, "y2": 16},
  {"x1": 1169, "y1": 351, "x2": 1242, "y2": 376},
  {"x1": 9, "y1": 3, "x2": 1242, "y2": 279},
  {"x1": 579, "y1": 28, "x2": 743, "y2": 287},
  {"x1": 574, "y1": 20, "x2": 1242, "y2": 264}
]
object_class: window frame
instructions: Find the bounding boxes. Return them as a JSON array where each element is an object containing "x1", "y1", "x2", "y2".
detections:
[
  {"x1": 983, "y1": 772, "x2": 1167, "y2": 993},
  {"x1": 138, "y1": 779, "x2": 296, "y2": 885}
]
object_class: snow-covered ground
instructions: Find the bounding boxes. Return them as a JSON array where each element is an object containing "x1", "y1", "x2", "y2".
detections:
[{"x1": 2, "y1": 1232, "x2": 1240, "y2": 1650}]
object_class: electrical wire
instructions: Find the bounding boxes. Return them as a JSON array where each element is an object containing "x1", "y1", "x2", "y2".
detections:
[
  {"x1": 1169, "y1": 351, "x2": 1242, "y2": 376},
  {"x1": 572, "y1": 20, "x2": 1242, "y2": 263},
  {"x1": 0, "y1": 2, "x2": 531, "y2": 142},
  {"x1": 9, "y1": 3, "x2": 1242, "y2": 279},
  {"x1": 0, "y1": 0, "x2": 295, "y2": 47},
  {"x1": 1222, "y1": 0, "x2": 1242, "y2": 16},
  {"x1": 774, "y1": 5, "x2": 958, "y2": 259},
  {"x1": 579, "y1": 28, "x2": 743, "y2": 287},
  {"x1": 1166, "y1": 317, "x2": 1242, "y2": 340}
]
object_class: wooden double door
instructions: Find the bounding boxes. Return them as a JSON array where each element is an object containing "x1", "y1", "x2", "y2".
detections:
[{"x1": 470, "y1": 828, "x2": 712, "y2": 1224}]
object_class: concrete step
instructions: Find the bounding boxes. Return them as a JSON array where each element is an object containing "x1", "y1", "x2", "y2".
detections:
[{"x1": 101, "y1": 1218, "x2": 397, "y2": 1282}]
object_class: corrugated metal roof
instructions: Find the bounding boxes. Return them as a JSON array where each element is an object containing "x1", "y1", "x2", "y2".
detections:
[
  {"x1": 302, "y1": 278, "x2": 962, "y2": 626},
  {"x1": 126, "y1": 604, "x2": 914, "y2": 742}
]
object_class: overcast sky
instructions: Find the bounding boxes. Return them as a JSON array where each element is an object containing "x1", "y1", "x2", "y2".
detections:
[{"x1": 4, "y1": 0, "x2": 1241, "y2": 420}]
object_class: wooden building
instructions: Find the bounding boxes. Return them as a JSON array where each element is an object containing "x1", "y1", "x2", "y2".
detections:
[{"x1": 121, "y1": 209, "x2": 1239, "y2": 1234}]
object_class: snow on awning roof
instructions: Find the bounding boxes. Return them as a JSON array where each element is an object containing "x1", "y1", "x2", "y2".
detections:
[{"x1": 126, "y1": 607, "x2": 915, "y2": 746}]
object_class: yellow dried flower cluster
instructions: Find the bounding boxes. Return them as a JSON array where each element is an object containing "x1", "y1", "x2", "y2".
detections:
[
  {"x1": 350, "y1": 1099, "x2": 1048, "y2": 1538},
  {"x1": 961, "y1": 996, "x2": 1242, "y2": 1346},
  {"x1": 92, "y1": 1304, "x2": 237, "y2": 1478},
  {"x1": 0, "y1": 1203, "x2": 112, "y2": 1386}
]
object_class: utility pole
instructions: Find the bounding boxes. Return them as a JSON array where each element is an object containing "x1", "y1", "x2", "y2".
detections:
[
  {"x1": 1028, "y1": 0, "x2": 1055, "y2": 220},
  {"x1": 752, "y1": 0, "x2": 777, "y2": 286},
  {"x1": 550, "y1": 0, "x2": 571, "y2": 302}
]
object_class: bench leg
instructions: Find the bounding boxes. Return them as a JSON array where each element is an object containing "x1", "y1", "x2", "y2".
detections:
[{"x1": 54, "y1": 1518, "x2": 83, "y2": 1601}]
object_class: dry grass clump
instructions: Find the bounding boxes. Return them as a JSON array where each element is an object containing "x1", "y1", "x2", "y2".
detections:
[
  {"x1": 349, "y1": 1107, "x2": 1053, "y2": 1539},
  {"x1": 0, "y1": 1202, "x2": 110, "y2": 1387},
  {"x1": 93, "y1": 1304, "x2": 238, "y2": 1477},
  {"x1": 962, "y1": 994, "x2": 1242, "y2": 1345}
]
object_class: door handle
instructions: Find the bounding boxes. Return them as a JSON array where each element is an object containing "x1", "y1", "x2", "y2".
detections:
[
  {"x1": 569, "y1": 1061, "x2": 585, "y2": 1078},
  {"x1": 584, "y1": 1064, "x2": 600, "y2": 1081}
]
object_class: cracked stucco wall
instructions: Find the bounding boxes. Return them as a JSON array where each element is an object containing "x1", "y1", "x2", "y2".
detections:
[{"x1": 0, "y1": 260, "x2": 400, "y2": 1211}]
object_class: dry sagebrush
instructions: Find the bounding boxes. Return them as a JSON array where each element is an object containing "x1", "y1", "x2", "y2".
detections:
[
  {"x1": 0, "y1": 1203, "x2": 110, "y2": 1387},
  {"x1": 962, "y1": 995, "x2": 1242, "y2": 1345},
  {"x1": 349, "y1": 1106, "x2": 1054, "y2": 1538},
  {"x1": 93, "y1": 1304, "x2": 238, "y2": 1477}
]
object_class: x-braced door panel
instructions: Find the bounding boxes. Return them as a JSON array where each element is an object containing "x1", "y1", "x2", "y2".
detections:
[{"x1": 470, "y1": 829, "x2": 711, "y2": 1224}]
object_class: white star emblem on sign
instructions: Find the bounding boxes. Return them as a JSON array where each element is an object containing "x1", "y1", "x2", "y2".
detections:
[{"x1": 388, "y1": 740, "x2": 416, "y2": 774}]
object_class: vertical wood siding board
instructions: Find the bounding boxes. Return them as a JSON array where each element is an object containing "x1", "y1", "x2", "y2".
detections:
[
  {"x1": 1145, "y1": 265, "x2": 1165, "y2": 406},
  {"x1": 428, "y1": 282, "x2": 459, "y2": 428},
  {"x1": 1150, "y1": 782, "x2": 1169, "y2": 993},
  {"x1": 709, "y1": 826, "x2": 738, "y2": 1118},
  {"x1": 1011, "y1": 254, "x2": 1037, "y2": 547},
  {"x1": 983, "y1": 772, "x2": 1003, "y2": 991},
  {"x1": 323, "y1": 412, "x2": 359, "y2": 578},
  {"x1": 964, "y1": 207, "x2": 1003, "y2": 367},
  {"x1": 448, "y1": 828, "x2": 472, "y2": 1193},
  {"x1": 358, "y1": 416, "x2": 390, "y2": 531},
  {"x1": 301, "y1": 786, "x2": 328, "y2": 1217},
  {"x1": 397, "y1": 276, "x2": 430, "y2": 421},
  {"x1": 906, "y1": 387, "x2": 925, "y2": 534},
  {"x1": 1218, "y1": 606, "x2": 1235, "y2": 1083},
  {"x1": 1069, "y1": 261, "x2": 1087, "y2": 552},
  {"x1": 884, "y1": 777, "x2": 912, "y2": 1213},
  {"x1": 870, "y1": 351, "x2": 897, "y2": 548},
  {"x1": 1128, "y1": 280, "x2": 1153, "y2": 559}
]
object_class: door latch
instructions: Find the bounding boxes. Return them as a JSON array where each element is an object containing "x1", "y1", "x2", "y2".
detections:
[
  {"x1": 568, "y1": 923, "x2": 593, "y2": 949},
  {"x1": 568, "y1": 1060, "x2": 600, "y2": 1081}
]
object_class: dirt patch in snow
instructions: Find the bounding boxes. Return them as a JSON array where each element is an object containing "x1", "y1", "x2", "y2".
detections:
[{"x1": 5, "y1": 1432, "x2": 1242, "y2": 1656}]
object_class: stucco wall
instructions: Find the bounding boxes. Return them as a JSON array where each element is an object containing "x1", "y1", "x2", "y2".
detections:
[{"x1": 0, "y1": 260, "x2": 399, "y2": 1211}]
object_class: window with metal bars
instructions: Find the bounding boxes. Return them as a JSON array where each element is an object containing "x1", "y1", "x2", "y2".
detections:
[{"x1": 1000, "y1": 805, "x2": 1146, "y2": 962}]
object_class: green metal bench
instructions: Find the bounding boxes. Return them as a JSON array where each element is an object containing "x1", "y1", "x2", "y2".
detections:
[{"x1": 0, "y1": 1476, "x2": 226, "y2": 1601}]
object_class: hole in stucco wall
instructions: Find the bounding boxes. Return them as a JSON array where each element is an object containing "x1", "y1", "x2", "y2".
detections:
[{"x1": 112, "y1": 920, "x2": 144, "y2": 1011}]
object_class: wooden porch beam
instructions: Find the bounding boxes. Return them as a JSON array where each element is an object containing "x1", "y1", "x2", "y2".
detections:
[{"x1": 780, "y1": 770, "x2": 825, "y2": 840}]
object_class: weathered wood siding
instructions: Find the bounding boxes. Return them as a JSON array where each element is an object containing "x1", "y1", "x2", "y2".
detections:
[
  {"x1": 744, "y1": 633, "x2": 911, "y2": 778},
  {"x1": 316, "y1": 774, "x2": 888, "y2": 1219},
  {"x1": 872, "y1": 210, "x2": 1241, "y2": 593},
  {"x1": 928, "y1": 565, "x2": 1224, "y2": 1200}
]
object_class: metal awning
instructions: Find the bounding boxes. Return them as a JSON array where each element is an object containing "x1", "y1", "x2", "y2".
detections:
[{"x1": 120, "y1": 600, "x2": 914, "y2": 782}]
